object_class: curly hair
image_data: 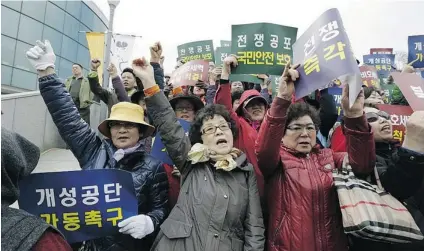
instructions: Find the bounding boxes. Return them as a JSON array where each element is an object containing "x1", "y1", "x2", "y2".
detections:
[
  {"x1": 285, "y1": 102, "x2": 320, "y2": 132},
  {"x1": 189, "y1": 104, "x2": 238, "y2": 145}
]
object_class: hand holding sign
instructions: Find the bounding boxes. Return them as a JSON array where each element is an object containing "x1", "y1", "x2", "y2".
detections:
[
  {"x1": 150, "y1": 42, "x2": 162, "y2": 63},
  {"x1": 221, "y1": 55, "x2": 238, "y2": 80},
  {"x1": 278, "y1": 60, "x2": 300, "y2": 101},
  {"x1": 118, "y1": 214, "x2": 154, "y2": 239},
  {"x1": 341, "y1": 85, "x2": 364, "y2": 118},
  {"x1": 132, "y1": 57, "x2": 155, "y2": 88},
  {"x1": 402, "y1": 111, "x2": 424, "y2": 153}
]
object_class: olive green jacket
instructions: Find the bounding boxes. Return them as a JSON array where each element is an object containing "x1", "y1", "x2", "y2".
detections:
[{"x1": 65, "y1": 76, "x2": 93, "y2": 109}]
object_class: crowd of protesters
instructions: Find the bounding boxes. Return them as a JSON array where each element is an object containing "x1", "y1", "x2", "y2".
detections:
[{"x1": 1, "y1": 36, "x2": 423, "y2": 251}]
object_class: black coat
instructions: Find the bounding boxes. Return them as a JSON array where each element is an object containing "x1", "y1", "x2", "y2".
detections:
[
  {"x1": 350, "y1": 141, "x2": 424, "y2": 251},
  {"x1": 39, "y1": 74, "x2": 169, "y2": 251}
]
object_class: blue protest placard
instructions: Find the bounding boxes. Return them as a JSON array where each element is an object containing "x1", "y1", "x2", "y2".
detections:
[
  {"x1": 18, "y1": 169, "x2": 138, "y2": 243},
  {"x1": 327, "y1": 87, "x2": 343, "y2": 121},
  {"x1": 151, "y1": 119, "x2": 191, "y2": 165},
  {"x1": 407, "y1": 35, "x2": 424, "y2": 68},
  {"x1": 363, "y1": 54, "x2": 395, "y2": 78},
  {"x1": 292, "y1": 8, "x2": 361, "y2": 107}
]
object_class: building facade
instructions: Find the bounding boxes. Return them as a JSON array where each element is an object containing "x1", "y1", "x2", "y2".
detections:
[{"x1": 1, "y1": 0, "x2": 108, "y2": 93}]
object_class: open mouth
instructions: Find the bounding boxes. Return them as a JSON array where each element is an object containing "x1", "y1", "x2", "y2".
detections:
[
  {"x1": 299, "y1": 142, "x2": 310, "y2": 147},
  {"x1": 118, "y1": 136, "x2": 129, "y2": 140},
  {"x1": 216, "y1": 139, "x2": 228, "y2": 146},
  {"x1": 381, "y1": 125, "x2": 391, "y2": 132}
]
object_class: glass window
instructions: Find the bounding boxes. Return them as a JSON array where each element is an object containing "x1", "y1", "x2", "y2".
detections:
[
  {"x1": 63, "y1": 13, "x2": 80, "y2": 41},
  {"x1": 14, "y1": 41, "x2": 36, "y2": 73},
  {"x1": 1, "y1": 64, "x2": 13, "y2": 86},
  {"x1": 80, "y1": 3, "x2": 94, "y2": 30},
  {"x1": 1, "y1": 35, "x2": 16, "y2": 66},
  {"x1": 18, "y1": 15, "x2": 44, "y2": 45},
  {"x1": 59, "y1": 57, "x2": 73, "y2": 79},
  {"x1": 78, "y1": 23, "x2": 90, "y2": 47},
  {"x1": 66, "y1": 0, "x2": 81, "y2": 20},
  {"x1": 1, "y1": 6, "x2": 20, "y2": 38},
  {"x1": 1, "y1": 1, "x2": 22, "y2": 11},
  {"x1": 61, "y1": 35, "x2": 78, "y2": 62},
  {"x1": 93, "y1": 17, "x2": 107, "y2": 33},
  {"x1": 42, "y1": 25, "x2": 63, "y2": 57},
  {"x1": 21, "y1": 0, "x2": 47, "y2": 22},
  {"x1": 45, "y1": 2, "x2": 65, "y2": 32},
  {"x1": 11, "y1": 68, "x2": 37, "y2": 90},
  {"x1": 77, "y1": 45, "x2": 90, "y2": 69},
  {"x1": 51, "y1": 0, "x2": 66, "y2": 10}
]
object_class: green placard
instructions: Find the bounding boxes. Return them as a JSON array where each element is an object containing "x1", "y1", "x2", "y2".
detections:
[
  {"x1": 231, "y1": 23, "x2": 298, "y2": 75},
  {"x1": 220, "y1": 40, "x2": 231, "y2": 47},
  {"x1": 229, "y1": 74, "x2": 262, "y2": 84},
  {"x1": 177, "y1": 40, "x2": 215, "y2": 63},
  {"x1": 214, "y1": 47, "x2": 232, "y2": 66}
]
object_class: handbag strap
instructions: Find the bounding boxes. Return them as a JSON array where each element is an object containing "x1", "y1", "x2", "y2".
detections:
[
  {"x1": 342, "y1": 154, "x2": 384, "y2": 191},
  {"x1": 374, "y1": 166, "x2": 384, "y2": 191}
]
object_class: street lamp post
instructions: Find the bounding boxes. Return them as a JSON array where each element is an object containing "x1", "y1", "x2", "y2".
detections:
[
  {"x1": 98, "y1": 0, "x2": 120, "y2": 125},
  {"x1": 102, "y1": 0, "x2": 120, "y2": 88}
]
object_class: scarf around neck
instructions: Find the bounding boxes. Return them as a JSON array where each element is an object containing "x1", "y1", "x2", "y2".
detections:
[
  {"x1": 187, "y1": 143, "x2": 242, "y2": 171},
  {"x1": 113, "y1": 141, "x2": 143, "y2": 162}
]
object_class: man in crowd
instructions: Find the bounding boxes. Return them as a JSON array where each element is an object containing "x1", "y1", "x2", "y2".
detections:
[{"x1": 65, "y1": 63, "x2": 93, "y2": 125}]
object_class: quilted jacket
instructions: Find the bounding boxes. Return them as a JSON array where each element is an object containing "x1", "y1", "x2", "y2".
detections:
[{"x1": 38, "y1": 74, "x2": 169, "y2": 251}]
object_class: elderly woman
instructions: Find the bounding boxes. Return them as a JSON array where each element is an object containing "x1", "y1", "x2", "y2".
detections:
[
  {"x1": 131, "y1": 57, "x2": 265, "y2": 251},
  {"x1": 26, "y1": 40, "x2": 168, "y2": 251},
  {"x1": 349, "y1": 107, "x2": 424, "y2": 251},
  {"x1": 255, "y1": 63, "x2": 376, "y2": 251}
]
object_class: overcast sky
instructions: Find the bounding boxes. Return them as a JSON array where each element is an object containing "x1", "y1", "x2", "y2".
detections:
[{"x1": 92, "y1": 0, "x2": 424, "y2": 73}]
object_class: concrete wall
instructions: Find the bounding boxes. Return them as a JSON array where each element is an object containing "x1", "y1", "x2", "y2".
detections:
[{"x1": 1, "y1": 91, "x2": 103, "y2": 152}]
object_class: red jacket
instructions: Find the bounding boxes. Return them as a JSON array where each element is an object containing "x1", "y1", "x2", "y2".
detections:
[
  {"x1": 330, "y1": 126, "x2": 347, "y2": 152},
  {"x1": 215, "y1": 81, "x2": 265, "y2": 197},
  {"x1": 255, "y1": 98, "x2": 376, "y2": 251},
  {"x1": 33, "y1": 230, "x2": 72, "y2": 251},
  {"x1": 163, "y1": 163, "x2": 181, "y2": 209}
]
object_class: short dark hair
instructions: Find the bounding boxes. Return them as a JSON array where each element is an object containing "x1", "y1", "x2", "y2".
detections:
[
  {"x1": 122, "y1": 68, "x2": 142, "y2": 86},
  {"x1": 285, "y1": 102, "x2": 320, "y2": 132},
  {"x1": 231, "y1": 91, "x2": 243, "y2": 105},
  {"x1": 189, "y1": 104, "x2": 238, "y2": 145},
  {"x1": 72, "y1": 63, "x2": 83, "y2": 69}
]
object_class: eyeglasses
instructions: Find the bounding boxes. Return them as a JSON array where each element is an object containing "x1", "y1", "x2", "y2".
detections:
[
  {"x1": 286, "y1": 124, "x2": 316, "y2": 134},
  {"x1": 108, "y1": 121, "x2": 138, "y2": 129},
  {"x1": 201, "y1": 122, "x2": 231, "y2": 135},
  {"x1": 365, "y1": 111, "x2": 390, "y2": 123},
  {"x1": 175, "y1": 106, "x2": 194, "y2": 112}
]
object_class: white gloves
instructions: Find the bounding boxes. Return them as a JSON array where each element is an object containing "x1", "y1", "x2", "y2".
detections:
[
  {"x1": 118, "y1": 214, "x2": 154, "y2": 239},
  {"x1": 26, "y1": 40, "x2": 56, "y2": 71}
]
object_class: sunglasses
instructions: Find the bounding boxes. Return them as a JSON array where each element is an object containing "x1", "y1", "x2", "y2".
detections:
[{"x1": 365, "y1": 111, "x2": 390, "y2": 123}]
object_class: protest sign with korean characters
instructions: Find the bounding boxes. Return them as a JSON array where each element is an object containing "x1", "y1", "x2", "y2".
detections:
[
  {"x1": 327, "y1": 87, "x2": 343, "y2": 121},
  {"x1": 363, "y1": 54, "x2": 395, "y2": 78},
  {"x1": 215, "y1": 47, "x2": 232, "y2": 66},
  {"x1": 151, "y1": 119, "x2": 191, "y2": 165},
  {"x1": 231, "y1": 22, "x2": 298, "y2": 75},
  {"x1": 391, "y1": 72, "x2": 424, "y2": 111},
  {"x1": 292, "y1": 8, "x2": 362, "y2": 106},
  {"x1": 408, "y1": 35, "x2": 424, "y2": 68},
  {"x1": 177, "y1": 40, "x2": 215, "y2": 63},
  {"x1": 377, "y1": 104, "x2": 413, "y2": 144},
  {"x1": 170, "y1": 60, "x2": 209, "y2": 87},
  {"x1": 220, "y1": 40, "x2": 231, "y2": 47},
  {"x1": 18, "y1": 169, "x2": 137, "y2": 243},
  {"x1": 370, "y1": 48, "x2": 393, "y2": 55},
  {"x1": 360, "y1": 65, "x2": 380, "y2": 88}
]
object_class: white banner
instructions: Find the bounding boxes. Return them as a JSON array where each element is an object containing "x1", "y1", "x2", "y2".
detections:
[{"x1": 111, "y1": 34, "x2": 136, "y2": 73}]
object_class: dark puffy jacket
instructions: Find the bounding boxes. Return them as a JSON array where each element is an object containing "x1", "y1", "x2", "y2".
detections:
[
  {"x1": 349, "y1": 142, "x2": 424, "y2": 251},
  {"x1": 38, "y1": 74, "x2": 169, "y2": 251}
]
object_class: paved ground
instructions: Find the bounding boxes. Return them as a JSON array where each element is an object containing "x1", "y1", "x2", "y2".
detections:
[{"x1": 11, "y1": 148, "x2": 80, "y2": 208}]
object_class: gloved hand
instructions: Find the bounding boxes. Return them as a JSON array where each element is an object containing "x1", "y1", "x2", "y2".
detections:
[
  {"x1": 26, "y1": 40, "x2": 56, "y2": 71},
  {"x1": 118, "y1": 214, "x2": 154, "y2": 239}
]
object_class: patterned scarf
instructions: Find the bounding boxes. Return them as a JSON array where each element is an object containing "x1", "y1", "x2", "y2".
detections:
[{"x1": 187, "y1": 143, "x2": 242, "y2": 172}]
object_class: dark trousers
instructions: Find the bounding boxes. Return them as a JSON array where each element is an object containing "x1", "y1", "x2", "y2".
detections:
[{"x1": 78, "y1": 107, "x2": 90, "y2": 126}]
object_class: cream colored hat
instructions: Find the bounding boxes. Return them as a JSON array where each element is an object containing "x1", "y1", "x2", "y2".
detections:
[{"x1": 98, "y1": 102, "x2": 155, "y2": 139}]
